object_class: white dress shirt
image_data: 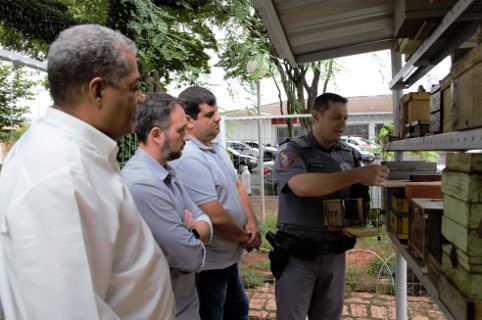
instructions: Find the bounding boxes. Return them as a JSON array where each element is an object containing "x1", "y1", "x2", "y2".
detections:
[{"x1": 0, "y1": 108, "x2": 175, "y2": 319}]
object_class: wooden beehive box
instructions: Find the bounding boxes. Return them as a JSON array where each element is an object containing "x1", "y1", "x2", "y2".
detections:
[
  {"x1": 389, "y1": 192, "x2": 410, "y2": 240},
  {"x1": 441, "y1": 75, "x2": 452, "y2": 133},
  {"x1": 442, "y1": 241, "x2": 482, "y2": 300},
  {"x1": 446, "y1": 153, "x2": 482, "y2": 174},
  {"x1": 439, "y1": 274, "x2": 482, "y2": 320},
  {"x1": 442, "y1": 170, "x2": 482, "y2": 203},
  {"x1": 408, "y1": 198, "x2": 444, "y2": 265},
  {"x1": 451, "y1": 41, "x2": 482, "y2": 131},
  {"x1": 322, "y1": 198, "x2": 363, "y2": 226},
  {"x1": 382, "y1": 180, "x2": 409, "y2": 235},
  {"x1": 402, "y1": 89, "x2": 431, "y2": 123}
]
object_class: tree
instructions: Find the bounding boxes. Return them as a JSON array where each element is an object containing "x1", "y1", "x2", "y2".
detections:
[
  {"x1": 0, "y1": 64, "x2": 36, "y2": 143},
  {"x1": 217, "y1": 0, "x2": 341, "y2": 136},
  {"x1": 0, "y1": 0, "x2": 228, "y2": 87}
]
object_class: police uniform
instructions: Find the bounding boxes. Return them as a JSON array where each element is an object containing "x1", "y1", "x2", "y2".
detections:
[{"x1": 273, "y1": 131, "x2": 369, "y2": 320}]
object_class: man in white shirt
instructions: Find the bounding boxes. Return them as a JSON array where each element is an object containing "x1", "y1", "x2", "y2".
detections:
[{"x1": 0, "y1": 24, "x2": 175, "y2": 319}]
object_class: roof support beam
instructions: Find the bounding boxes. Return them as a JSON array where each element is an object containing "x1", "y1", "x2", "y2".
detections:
[
  {"x1": 296, "y1": 39, "x2": 393, "y2": 64},
  {"x1": 253, "y1": 0, "x2": 298, "y2": 68},
  {"x1": 0, "y1": 49, "x2": 47, "y2": 72}
]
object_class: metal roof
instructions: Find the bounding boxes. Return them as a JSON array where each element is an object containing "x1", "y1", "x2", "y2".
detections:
[
  {"x1": 253, "y1": 0, "x2": 395, "y2": 67},
  {"x1": 253, "y1": 0, "x2": 482, "y2": 88}
]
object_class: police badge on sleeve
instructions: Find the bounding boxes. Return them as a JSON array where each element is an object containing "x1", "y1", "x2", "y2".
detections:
[{"x1": 279, "y1": 152, "x2": 293, "y2": 168}]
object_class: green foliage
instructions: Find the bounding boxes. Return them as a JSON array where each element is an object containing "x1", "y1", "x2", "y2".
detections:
[
  {"x1": 117, "y1": 132, "x2": 138, "y2": 169},
  {"x1": 240, "y1": 266, "x2": 265, "y2": 289},
  {"x1": 0, "y1": 0, "x2": 80, "y2": 54},
  {"x1": 258, "y1": 214, "x2": 278, "y2": 251},
  {"x1": 0, "y1": 64, "x2": 37, "y2": 143},
  {"x1": 378, "y1": 121, "x2": 440, "y2": 163},
  {"x1": 218, "y1": 0, "x2": 340, "y2": 135}
]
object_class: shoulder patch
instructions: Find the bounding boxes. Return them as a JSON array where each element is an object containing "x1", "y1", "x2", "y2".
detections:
[{"x1": 279, "y1": 152, "x2": 293, "y2": 168}]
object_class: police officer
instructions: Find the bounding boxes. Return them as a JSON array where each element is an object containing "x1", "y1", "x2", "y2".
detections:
[{"x1": 273, "y1": 92, "x2": 389, "y2": 320}]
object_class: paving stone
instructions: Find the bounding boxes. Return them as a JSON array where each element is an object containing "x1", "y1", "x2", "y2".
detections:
[
  {"x1": 249, "y1": 298, "x2": 266, "y2": 309},
  {"x1": 351, "y1": 304, "x2": 368, "y2": 317},
  {"x1": 370, "y1": 305, "x2": 388, "y2": 319},
  {"x1": 345, "y1": 297, "x2": 370, "y2": 304},
  {"x1": 343, "y1": 305, "x2": 349, "y2": 316}
]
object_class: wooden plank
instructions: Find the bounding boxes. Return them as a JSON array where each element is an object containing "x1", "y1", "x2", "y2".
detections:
[
  {"x1": 442, "y1": 170, "x2": 482, "y2": 202},
  {"x1": 405, "y1": 181, "x2": 443, "y2": 199},
  {"x1": 428, "y1": 252, "x2": 441, "y2": 289},
  {"x1": 446, "y1": 153, "x2": 482, "y2": 174},
  {"x1": 442, "y1": 216, "x2": 482, "y2": 257},
  {"x1": 451, "y1": 42, "x2": 482, "y2": 131},
  {"x1": 444, "y1": 195, "x2": 482, "y2": 229},
  {"x1": 342, "y1": 225, "x2": 379, "y2": 238},
  {"x1": 442, "y1": 249, "x2": 482, "y2": 300},
  {"x1": 442, "y1": 243, "x2": 482, "y2": 272},
  {"x1": 439, "y1": 274, "x2": 482, "y2": 320},
  {"x1": 441, "y1": 75, "x2": 453, "y2": 133},
  {"x1": 409, "y1": 174, "x2": 441, "y2": 182}
]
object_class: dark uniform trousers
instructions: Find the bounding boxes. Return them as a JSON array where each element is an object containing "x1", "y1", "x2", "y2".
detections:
[
  {"x1": 275, "y1": 252, "x2": 346, "y2": 320},
  {"x1": 273, "y1": 133, "x2": 368, "y2": 320}
]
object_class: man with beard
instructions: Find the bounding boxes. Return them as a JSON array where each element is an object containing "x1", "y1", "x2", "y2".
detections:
[
  {"x1": 170, "y1": 86, "x2": 261, "y2": 320},
  {"x1": 122, "y1": 93, "x2": 212, "y2": 320}
]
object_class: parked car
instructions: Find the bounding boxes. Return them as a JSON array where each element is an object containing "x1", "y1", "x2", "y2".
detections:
[
  {"x1": 341, "y1": 136, "x2": 380, "y2": 154},
  {"x1": 226, "y1": 140, "x2": 259, "y2": 158},
  {"x1": 226, "y1": 146, "x2": 258, "y2": 173},
  {"x1": 260, "y1": 161, "x2": 278, "y2": 195},
  {"x1": 242, "y1": 140, "x2": 278, "y2": 160},
  {"x1": 345, "y1": 142, "x2": 375, "y2": 163}
]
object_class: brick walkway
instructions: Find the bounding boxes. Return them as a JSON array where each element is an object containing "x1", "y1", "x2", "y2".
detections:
[{"x1": 246, "y1": 283, "x2": 446, "y2": 320}]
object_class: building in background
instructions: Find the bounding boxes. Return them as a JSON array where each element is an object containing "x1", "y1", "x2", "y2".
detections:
[{"x1": 222, "y1": 94, "x2": 393, "y2": 147}]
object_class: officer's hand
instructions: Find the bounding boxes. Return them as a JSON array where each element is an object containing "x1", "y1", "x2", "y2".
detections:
[{"x1": 357, "y1": 165, "x2": 390, "y2": 186}]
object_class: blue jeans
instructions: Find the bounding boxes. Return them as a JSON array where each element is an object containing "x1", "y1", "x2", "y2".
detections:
[{"x1": 196, "y1": 263, "x2": 249, "y2": 320}]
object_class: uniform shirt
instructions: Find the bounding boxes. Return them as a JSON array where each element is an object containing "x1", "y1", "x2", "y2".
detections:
[
  {"x1": 0, "y1": 108, "x2": 175, "y2": 320},
  {"x1": 122, "y1": 148, "x2": 213, "y2": 320},
  {"x1": 274, "y1": 131, "x2": 370, "y2": 242},
  {"x1": 170, "y1": 136, "x2": 245, "y2": 270}
]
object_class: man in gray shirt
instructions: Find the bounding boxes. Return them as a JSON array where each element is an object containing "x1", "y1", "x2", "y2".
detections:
[
  {"x1": 122, "y1": 93, "x2": 213, "y2": 320},
  {"x1": 170, "y1": 86, "x2": 261, "y2": 320}
]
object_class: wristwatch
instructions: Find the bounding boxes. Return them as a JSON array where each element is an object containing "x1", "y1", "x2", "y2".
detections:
[{"x1": 190, "y1": 228, "x2": 200, "y2": 239}]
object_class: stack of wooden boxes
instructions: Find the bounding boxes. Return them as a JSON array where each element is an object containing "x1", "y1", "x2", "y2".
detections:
[
  {"x1": 399, "y1": 87, "x2": 431, "y2": 138},
  {"x1": 383, "y1": 174, "x2": 442, "y2": 242},
  {"x1": 406, "y1": 181, "x2": 444, "y2": 271},
  {"x1": 429, "y1": 75, "x2": 453, "y2": 134},
  {"x1": 439, "y1": 153, "x2": 482, "y2": 319},
  {"x1": 451, "y1": 41, "x2": 482, "y2": 131}
]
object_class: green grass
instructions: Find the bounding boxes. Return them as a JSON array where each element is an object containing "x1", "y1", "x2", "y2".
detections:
[{"x1": 240, "y1": 266, "x2": 265, "y2": 289}]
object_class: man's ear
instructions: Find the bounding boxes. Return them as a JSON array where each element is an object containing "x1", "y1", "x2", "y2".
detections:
[
  {"x1": 150, "y1": 126, "x2": 165, "y2": 145},
  {"x1": 311, "y1": 109, "x2": 319, "y2": 122},
  {"x1": 185, "y1": 115, "x2": 194, "y2": 129},
  {"x1": 89, "y1": 77, "x2": 105, "y2": 106}
]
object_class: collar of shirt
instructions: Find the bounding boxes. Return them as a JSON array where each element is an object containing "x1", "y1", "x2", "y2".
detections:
[
  {"x1": 134, "y1": 148, "x2": 171, "y2": 182},
  {"x1": 306, "y1": 131, "x2": 349, "y2": 153},
  {"x1": 44, "y1": 107, "x2": 119, "y2": 163},
  {"x1": 187, "y1": 134, "x2": 218, "y2": 153}
]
